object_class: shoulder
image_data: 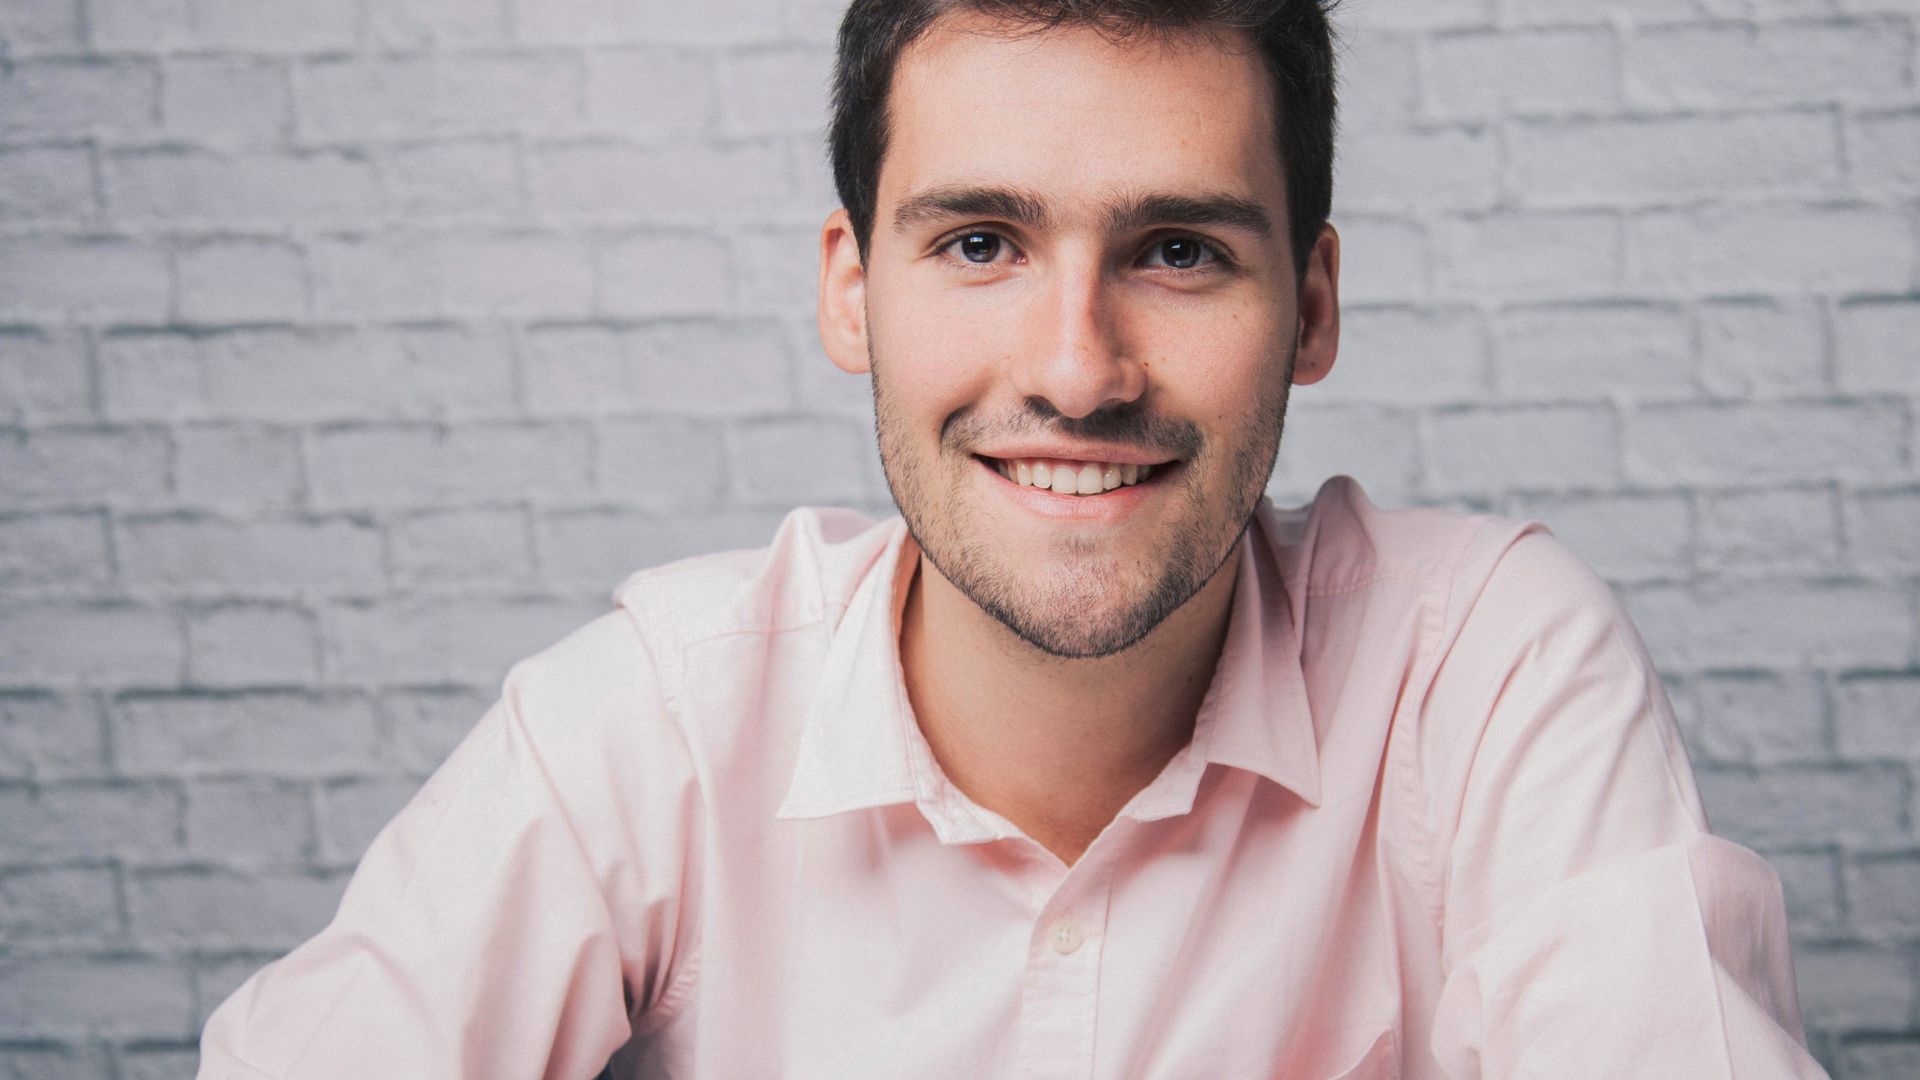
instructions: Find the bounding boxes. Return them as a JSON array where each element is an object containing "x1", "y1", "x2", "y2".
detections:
[{"x1": 610, "y1": 505, "x2": 904, "y2": 650}]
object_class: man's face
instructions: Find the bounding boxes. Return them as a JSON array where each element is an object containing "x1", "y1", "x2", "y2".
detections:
[{"x1": 825, "y1": 15, "x2": 1335, "y2": 659}]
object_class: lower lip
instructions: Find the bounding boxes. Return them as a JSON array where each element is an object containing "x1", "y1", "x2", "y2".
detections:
[{"x1": 974, "y1": 456, "x2": 1171, "y2": 522}]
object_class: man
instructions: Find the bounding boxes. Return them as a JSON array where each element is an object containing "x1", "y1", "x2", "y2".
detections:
[{"x1": 198, "y1": 2, "x2": 1826, "y2": 1077}]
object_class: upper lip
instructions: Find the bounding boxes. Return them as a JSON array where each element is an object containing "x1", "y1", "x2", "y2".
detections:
[{"x1": 973, "y1": 443, "x2": 1180, "y2": 467}]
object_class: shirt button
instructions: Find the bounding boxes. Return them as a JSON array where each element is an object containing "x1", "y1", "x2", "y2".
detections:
[{"x1": 1049, "y1": 917, "x2": 1082, "y2": 955}]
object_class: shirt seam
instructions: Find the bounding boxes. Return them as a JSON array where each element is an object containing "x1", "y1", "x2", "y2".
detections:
[{"x1": 620, "y1": 580, "x2": 709, "y2": 1039}]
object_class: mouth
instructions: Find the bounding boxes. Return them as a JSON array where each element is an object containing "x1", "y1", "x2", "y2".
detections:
[{"x1": 974, "y1": 454, "x2": 1175, "y2": 496}]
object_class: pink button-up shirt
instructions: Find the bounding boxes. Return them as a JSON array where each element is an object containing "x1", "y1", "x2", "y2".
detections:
[{"x1": 198, "y1": 477, "x2": 1826, "y2": 1079}]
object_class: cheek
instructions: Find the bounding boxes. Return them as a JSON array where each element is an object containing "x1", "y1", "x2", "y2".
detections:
[
  {"x1": 1127, "y1": 301, "x2": 1292, "y2": 420},
  {"x1": 869, "y1": 276, "x2": 1010, "y2": 429}
]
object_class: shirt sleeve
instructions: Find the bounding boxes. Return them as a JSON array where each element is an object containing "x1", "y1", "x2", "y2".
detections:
[
  {"x1": 197, "y1": 609, "x2": 700, "y2": 1080},
  {"x1": 1419, "y1": 527, "x2": 1827, "y2": 1079}
]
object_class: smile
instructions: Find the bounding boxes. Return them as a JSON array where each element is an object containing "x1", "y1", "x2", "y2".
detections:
[{"x1": 979, "y1": 456, "x2": 1161, "y2": 496}]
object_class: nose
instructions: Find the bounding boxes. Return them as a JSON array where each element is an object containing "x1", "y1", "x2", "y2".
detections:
[{"x1": 1007, "y1": 260, "x2": 1145, "y2": 419}]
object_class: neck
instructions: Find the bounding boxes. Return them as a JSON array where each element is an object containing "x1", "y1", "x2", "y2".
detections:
[{"x1": 898, "y1": 536, "x2": 1244, "y2": 866}]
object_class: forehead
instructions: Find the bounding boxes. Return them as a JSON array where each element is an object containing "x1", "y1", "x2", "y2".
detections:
[{"x1": 880, "y1": 13, "x2": 1285, "y2": 225}]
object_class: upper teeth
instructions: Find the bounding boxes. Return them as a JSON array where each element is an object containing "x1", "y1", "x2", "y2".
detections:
[{"x1": 993, "y1": 458, "x2": 1154, "y2": 495}]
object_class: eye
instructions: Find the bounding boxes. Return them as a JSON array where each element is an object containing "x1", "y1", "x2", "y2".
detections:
[
  {"x1": 1144, "y1": 236, "x2": 1215, "y2": 271},
  {"x1": 955, "y1": 231, "x2": 1003, "y2": 263}
]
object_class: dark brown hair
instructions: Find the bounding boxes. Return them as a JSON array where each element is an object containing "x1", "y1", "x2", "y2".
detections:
[{"x1": 829, "y1": 0, "x2": 1340, "y2": 274}]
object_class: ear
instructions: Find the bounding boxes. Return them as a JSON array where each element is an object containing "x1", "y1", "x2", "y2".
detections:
[
  {"x1": 1290, "y1": 223, "x2": 1340, "y2": 387},
  {"x1": 818, "y1": 207, "x2": 871, "y2": 375}
]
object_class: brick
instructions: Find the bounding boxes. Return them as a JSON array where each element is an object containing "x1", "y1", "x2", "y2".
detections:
[
  {"x1": 1849, "y1": 854, "x2": 1920, "y2": 938},
  {"x1": 1425, "y1": 29, "x2": 1617, "y2": 119},
  {"x1": 718, "y1": 46, "x2": 832, "y2": 137},
  {"x1": 0, "y1": 692, "x2": 107, "y2": 780},
  {"x1": 1766, "y1": 850, "x2": 1842, "y2": 930},
  {"x1": 1850, "y1": 490, "x2": 1920, "y2": 574},
  {"x1": 160, "y1": 56, "x2": 291, "y2": 142},
  {"x1": 0, "y1": 784, "x2": 182, "y2": 858},
  {"x1": 597, "y1": 231, "x2": 733, "y2": 318},
  {"x1": 1853, "y1": 111, "x2": 1920, "y2": 194},
  {"x1": 1333, "y1": 126, "x2": 1499, "y2": 213},
  {"x1": 1835, "y1": 675, "x2": 1920, "y2": 761},
  {"x1": 1836, "y1": 299, "x2": 1920, "y2": 393},
  {"x1": 185, "y1": 605, "x2": 319, "y2": 687},
  {"x1": 308, "y1": 423, "x2": 594, "y2": 508},
  {"x1": 733, "y1": 226, "x2": 826, "y2": 310},
  {"x1": 520, "y1": 322, "x2": 791, "y2": 417},
  {"x1": 1342, "y1": 0, "x2": 1492, "y2": 30},
  {"x1": 129, "y1": 868, "x2": 342, "y2": 949},
  {"x1": 1699, "y1": 300, "x2": 1830, "y2": 398},
  {"x1": 1695, "y1": 766, "x2": 1907, "y2": 848},
  {"x1": 91, "y1": 0, "x2": 356, "y2": 50},
  {"x1": 596, "y1": 417, "x2": 728, "y2": 510},
  {"x1": 296, "y1": 54, "x2": 583, "y2": 140},
  {"x1": 1515, "y1": 493, "x2": 1690, "y2": 584},
  {"x1": 1627, "y1": 20, "x2": 1909, "y2": 108},
  {"x1": 174, "y1": 425, "x2": 302, "y2": 511},
  {"x1": 0, "y1": 0, "x2": 82, "y2": 51},
  {"x1": 1335, "y1": 30, "x2": 1418, "y2": 130},
  {"x1": 0, "y1": 957, "x2": 194, "y2": 1039},
  {"x1": 100, "y1": 327, "x2": 517, "y2": 423},
  {"x1": 105, "y1": 147, "x2": 378, "y2": 227},
  {"x1": 793, "y1": 327, "x2": 874, "y2": 418},
  {"x1": 1316, "y1": 307, "x2": 1488, "y2": 405},
  {"x1": 727, "y1": 416, "x2": 875, "y2": 507},
  {"x1": 193, "y1": 955, "x2": 268, "y2": 1029},
  {"x1": 1626, "y1": 583, "x2": 1912, "y2": 670},
  {"x1": 118, "y1": 516, "x2": 384, "y2": 599},
  {"x1": 0, "y1": 328, "x2": 92, "y2": 423},
  {"x1": 315, "y1": 778, "x2": 418, "y2": 864},
  {"x1": 0, "y1": 604, "x2": 182, "y2": 686},
  {"x1": 0, "y1": 238, "x2": 170, "y2": 321},
  {"x1": 382, "y1": 139, "x2": 523, "y2": 220},
  {"x1": 0, "y1": 146, "x2": 97, "y2": 220},
  {"x1": 184, "y1": 779, "x2": 311, "y2": 862},
  {"x1": 320, "y1": 597, "x2": 605, "y2": 685},
  {"x1": 528, "y1": 140, "x2": 787, "y2": 224},
  {"x1": 113, "y1": 693, "x2": 387, "y2": 778},
  {"x1": 117, "y1": 1049, "x2": 198, "y2": 1080},
  {"x1": 0, "y1": 427, "x2": 170, "y2": 508},
  {"x1": 1625, "y1": 402, "x2": 1905, "y2": 486},
  {"x1": 390, "y1": 507, "x2": 535, "y2": 585},
  {"x1": 535, "y1": 507, "x2": 791, "y2": 591},
  {"x1": 1312, "y1": 216, "x2": 1426, "y2": 304},
  {"x1": 1424, "y1": 405, "x2": 1619, "y2": 494},
  {"x1": 1698, "y1": 488, "x2": 1840, "y2": 573},
  {"x1": 1495, "y1": 304, "x2": 1692, "y2": 399},
  {"x1": 1843, "y1": 1042, "x2": 1920, "y2": 1079},
  {"x1": 0, "y1": 512, "x2": 110, "y2": 591},
  {"x1": 379, "y1": 687, "x2": 491, "y2": 772},
  {"x1": 0, "y1": 1045, "x2": 110, "y2": 1080},
  {"x1": 1626, "y1": 207, "x2": 1915, "y2": 293},
  {"x1": 513, "y1": 0, "x2": 780, "y2": 44},
  {"x1": 584, "y1": 47, "x2": 714, "y2": 141},
  {"x1": 311, "y1": 233, "x2": 595, "y2": 320},
  {"x1": 1678, "y1": 672, "x2": 1829, "y2": 765},
  {"x1": 0, "y1": 59, "x2": 156, "y2": 140},
  {"x1": 175, "y1": 239, "x2": 306, "y2": 324},
  {"x1": 1433, "y1": 213, "x2": 1619, "y2": 302},
  {"x1": 1794, "y1": 946, "x2": 1916, "y2": 1031},
  {"x1": 370, "y1": 0, "x2": 508, "y2": 47},
  {"x1": 1512, "y1": 112, "x2": 1840, "y2": 207},
  {"x1": 1266, "y1": 406, "x2": 1420, "y2": 506},
  {"x1": 0, "y1": 866, "x2": 119, "y2": 944}
]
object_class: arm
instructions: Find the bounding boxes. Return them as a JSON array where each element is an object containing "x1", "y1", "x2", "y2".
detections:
[
  {"x1": 198, "y1": 610, "x2": 698, "y2": 1080},
  {"x1": 1420, "y1": 529, "x2": 1825, "y2": 1079}
]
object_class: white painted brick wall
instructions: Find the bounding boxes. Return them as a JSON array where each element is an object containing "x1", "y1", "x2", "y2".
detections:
[{"x1": 0, "y1": 0, "x2": 1915, "y2": 1075}]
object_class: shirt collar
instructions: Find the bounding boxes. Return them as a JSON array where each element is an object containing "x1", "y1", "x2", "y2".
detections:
[{"x1": 774, "y1": 500, "x2": 1322, "y2": 834}]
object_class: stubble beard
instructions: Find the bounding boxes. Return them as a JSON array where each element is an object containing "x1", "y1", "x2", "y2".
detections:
[{"x1": 868, "y1": 340, "x2": 1295, "y2": 660}]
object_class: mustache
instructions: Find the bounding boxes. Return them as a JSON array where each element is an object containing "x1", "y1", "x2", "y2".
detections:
[{"x1": 941, "y1": 399, "x2": 1204, "y2": 459}]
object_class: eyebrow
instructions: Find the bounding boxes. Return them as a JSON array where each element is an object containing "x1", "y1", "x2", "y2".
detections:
[{"x1": 890, "y1": 184, "x2": 1274, "y2": 239}]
